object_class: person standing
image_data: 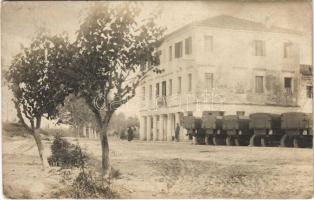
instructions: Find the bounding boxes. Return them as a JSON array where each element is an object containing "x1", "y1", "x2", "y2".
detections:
[
  {"x1": 175, "y1": 123, "x2": 180, "y2": 142},
  {"x1": 127, "y1": 126, "x2": 134, "y2": 141}
]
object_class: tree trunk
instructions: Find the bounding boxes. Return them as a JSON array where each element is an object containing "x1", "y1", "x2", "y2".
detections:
[
  {"x1": 100, "y1": 126, "x2": 110, "y2": 175},
  {"x1": 32, "y1": 129, "x2": 49, "y2": 169}
]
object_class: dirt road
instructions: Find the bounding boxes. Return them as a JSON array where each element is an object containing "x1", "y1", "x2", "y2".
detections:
[{"x1": 3, "y1": 136, "x2": 313, "y2": 198}]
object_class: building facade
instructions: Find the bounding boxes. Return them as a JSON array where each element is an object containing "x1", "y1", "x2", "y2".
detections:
[
  {"x1": 138, "y1": 15, "x2": 311, "y2": 141},
  {"x1": 299, "y1": 64, "x2": 313, "y2": 113}
]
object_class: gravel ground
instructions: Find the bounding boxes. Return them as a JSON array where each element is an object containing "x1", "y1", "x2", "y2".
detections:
[{"x1": 2, "y1": 136, "x2": 313, "y2": 198}]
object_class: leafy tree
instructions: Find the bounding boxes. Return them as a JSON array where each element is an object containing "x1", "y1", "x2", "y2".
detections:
[
  {"x1": 57, "y1": 94, "x2": 97, "y2": 137},
  {"x1": 108, "y1": 113, "x2": 139, "y2": 135},
  {"x1": 5, "y1": 32, "x2": 74, "y2": 168},
  {"x1": 126, "y1": 116, "x2": 139, "y2": 128},
  {"x1": 70, "y1": 3, "x2": 165, "y2": 174}
]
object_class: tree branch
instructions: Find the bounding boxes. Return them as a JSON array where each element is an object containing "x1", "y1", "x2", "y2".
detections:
[
  {"x1": 13, "y1": 100, "x2": 32, "y2": 133},
  {"x1": 84, "y1": 95, "x2": 103, "y2": 128}
]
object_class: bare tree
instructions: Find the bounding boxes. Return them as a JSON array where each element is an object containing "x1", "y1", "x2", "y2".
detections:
[
  {"x1": 70, "y1": 3, "x2": 165, "y2": 174},
  {"x1": 5, "y1": 32, "x2": 74, "y2": 169}
]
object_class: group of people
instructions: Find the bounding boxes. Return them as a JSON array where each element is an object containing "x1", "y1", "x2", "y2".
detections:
[
  {"x1": 113, "y1": 123, "x2": 182, "y2": 142},
  {"x1": 112, "y1": 126, "x2": 137, "y2": 141},
  {"x1": 125, "y1": 123, "x2": 182, "y2": 142}
]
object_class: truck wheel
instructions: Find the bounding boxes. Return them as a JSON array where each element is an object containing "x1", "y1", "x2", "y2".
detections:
[
  {"x1": 226, "y1": 136, "x2": 232, "y2": 146},
  {"x1": 207, "y1": 136, "x2": 214, "y2": 145},
  {"x1": 234, "y1": 138, "x2": 240, "y2": 146},
  {"x1": 293, "y1": 137, "x2": 299, "y2": 148},
  {"x1": 304, "y1": 136, "x2": 313, "y2": 148},
  {"x1": 280, "y1": 134, "x2": 288, "y2": 147},
  {"x1": 213, "y1": 136, "x2": 218, "y2": 145},
  {"x1": 213, "y1": 136, "x2": 223, "y2": 145},
  {"x1": 261, "y1": 137, "x2": 267, "y2": 147},
  {"x1": 192, "y1": 136, "x2": 197, "y2": 145},
  {"x1": 308, "y1": 136, "x2": 313, "y2": 148},
  {"x1": 198, "y1": 136, "x2": 205, "y2": 145},
  {"x1": 205, "y1": 136, "x2": 209, "y2": 145},
  {"x1": 249, "y1": 134, "x2": 256, "y2": 146}
]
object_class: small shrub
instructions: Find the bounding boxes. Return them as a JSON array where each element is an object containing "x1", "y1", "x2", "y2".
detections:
[
  {"x1": 48, "y1": 134, "x2": 88, "y2": 168},
  {"x1": 56, "y1": 166, "x2": 119, "y2": 198},
  {"x1": 70, "y1": 170, "x2": 118, "y2": 198},
  {"x1": 49, "y1": 135, "x2": 119, "y2": 198}
]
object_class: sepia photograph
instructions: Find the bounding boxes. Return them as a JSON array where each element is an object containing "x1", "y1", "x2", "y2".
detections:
[{"x1": 1, "y1": 0, "x2": 313, "y2": 199}]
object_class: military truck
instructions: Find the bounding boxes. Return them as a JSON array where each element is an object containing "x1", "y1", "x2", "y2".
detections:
[
  {"x1": 280, "y1": 112, "x2": 313, "y2": 148},
  {"x1": 201, "y1": 111, "x2": 224, "y2": 145},
  {"x1": 182, "y1": 112, "x2": 204, "y2": 144},
  {"x1": 181, "y1": 111, "x2": 312, "y2": 148},
  {"x1": 249, "y1": 113, "x2": 282, "y2": 147},
  {"x1": 222, "y1": 115, "x2": 250, "y2": 146}
]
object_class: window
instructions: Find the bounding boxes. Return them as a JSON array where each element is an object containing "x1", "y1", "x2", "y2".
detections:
[
  {"x1": 142, "y1": 86, "x2": 145, "y2": 100},
  {"x1": 188, "y1": 73, "x2": 192, "y2": 91},
  {"x1": 156, "y1": 83, "x2": 160, "y2": 97},
  {"x1": 284, "y1": 77, "x2": 292, "y2": 88},
  {"x1": 185, "y1": 37, "x2": 192, "y2": 55},
  {"x1": 205, "y1": 73, "x2": 214, "y2": 90},
  {"x1": 162, "y1": 81, "x2": 167, "y2": 96},
  {"x1": 284, "y1": 77, "x2": 292, "y2": 94},
  {"x1": 169, "y1": 46, "x2": 172, "y2": 61},
  {"x1": 175, "y1": 41, "x2": 183, "y2": 58},
  {"x1": 156, "y1": 50, "x2": 162, "y2": 64},
  {"x1": 177, "y1": 76, "x2": 182, "y2": 94},
  {"x1": 255, "y1": 76, "x2": 264, "y2": 93},
  {"x1": 169, "y1": 79, "x2": 173, "y2": 96},
  {"x1": 283, "y1": 42, "x2": 292, "y2": 58},
  {"x1": 149, "y1": 85, "x2": 152, "y2": 100},
  {"x1": 306, "y1": 86, "x2": 313, "y2": 98},
  {"x1": 254, "y1": 40, "x2": 265, "y2": 56},
  {"x1": 204, "y1": 35, "x2": 213, "y2": 52},
  {"x1": 236, "y1": 111, "x2": 245, "y2": 116}
]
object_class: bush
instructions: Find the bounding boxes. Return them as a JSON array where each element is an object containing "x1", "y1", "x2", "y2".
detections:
[
  {"x1": 48, "y1": 134, "x2": 88, "y2": 168},
  {"x1": 49, "y1": 135, "x2": 119, "y2": 198},
  {"x1": 70, "y1": 170, "x2": 118, "y2": 198}
]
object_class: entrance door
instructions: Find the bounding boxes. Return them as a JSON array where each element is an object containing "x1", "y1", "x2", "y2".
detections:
[
  {"x1": 150, "y1": 117, "x2": 153, "y2": 140},
  {"x1": 162, "y1": 81, "x2": 167, "y2": 96},
  {"x1": 172, "y1": 114, "x2": 176, "y2": 139},
  {"x1": 144, "y1": 117, "x2": 147, "y2": 140},
  {"x1": 164, "y1": 115, "x2": 167, "y2": 140}
]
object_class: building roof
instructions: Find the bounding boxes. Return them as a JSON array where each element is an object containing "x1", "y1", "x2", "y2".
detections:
[{"x1": 165, "y1": 15, "x2": 302, "y2": 40}]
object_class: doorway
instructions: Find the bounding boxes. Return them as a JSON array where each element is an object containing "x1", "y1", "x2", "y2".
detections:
[{"x1": 162, "y1": 81, "x2": 167, "y2": 96}]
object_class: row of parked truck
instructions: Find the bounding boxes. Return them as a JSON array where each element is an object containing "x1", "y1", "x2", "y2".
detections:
[{"x1": 182, "y1": 112, "x2": 313, "y2": 148}]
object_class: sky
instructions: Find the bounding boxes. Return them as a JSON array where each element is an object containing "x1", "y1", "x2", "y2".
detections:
[{"x1": 2, "y1": 0, "x2": 313, "y2": 120}]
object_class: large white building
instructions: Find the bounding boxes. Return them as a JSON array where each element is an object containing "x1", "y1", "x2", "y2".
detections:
[{"x1": 138, "y1": 15, "x2": 311, "y2": 142}]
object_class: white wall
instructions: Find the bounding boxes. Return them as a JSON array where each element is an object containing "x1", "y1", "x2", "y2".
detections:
[{"x1": 139, "y1": 25, "x2": 307, "y2": 115}]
